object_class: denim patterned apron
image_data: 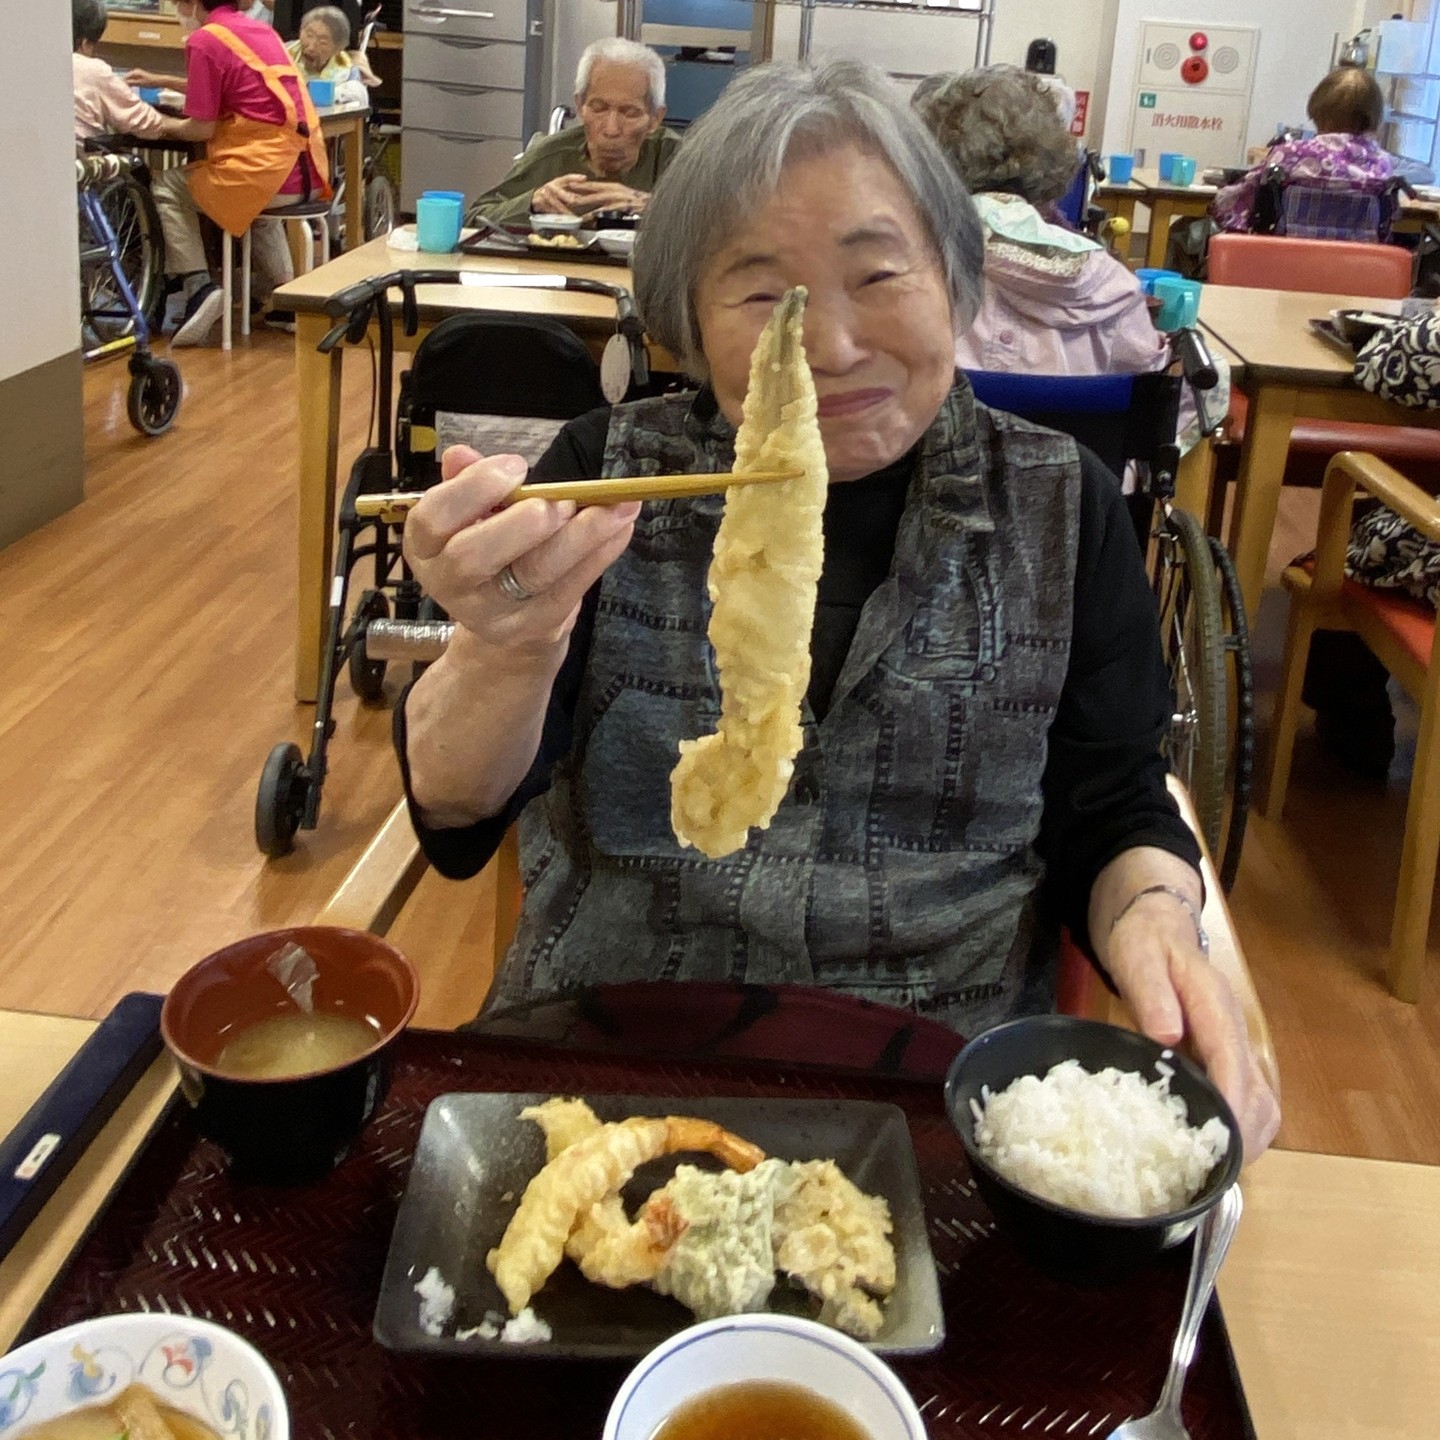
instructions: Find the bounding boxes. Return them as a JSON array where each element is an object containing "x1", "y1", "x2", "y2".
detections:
[{"x1": 491, "y1": 378, "x2": 1082, "y2": 1037}]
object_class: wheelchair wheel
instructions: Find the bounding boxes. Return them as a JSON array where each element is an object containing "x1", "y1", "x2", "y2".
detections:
[
  {"x1": 365, "y1": 173, "x2": 397, "y2": 240},
  {"x1": 1211, "y1": 534, "x2": 1254, "y2": 892},
  {"x1": 81, "y1": 174, "x2": 164, "y2": 346},
  {"x1": 348, "y1": 589, "x2": 390, "y2": 703},
  {"x1": 125, "y1": 357, "x2": 182, "y2": 437},
  {"x1": 1154, "y1": 507, "x2": 1228, "y2": 857},
  {"x1": 256, "y1": 742, "x2": 309, "y2": 857}
]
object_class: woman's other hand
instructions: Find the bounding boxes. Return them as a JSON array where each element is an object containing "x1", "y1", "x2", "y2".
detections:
[
  {"x1": 403, "y1": 445, "x2": 639, "y2": 664},
  {"x1": 1092, "y1": 849, "x2": 1282, "y2": 1164}
]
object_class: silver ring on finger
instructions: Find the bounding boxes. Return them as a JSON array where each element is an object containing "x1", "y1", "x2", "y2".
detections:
[{"x1": 496, "y1": 563, "x2": 536, "y2": 604}]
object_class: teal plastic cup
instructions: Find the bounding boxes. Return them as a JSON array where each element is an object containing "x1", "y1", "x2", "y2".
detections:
[
  {"x1": 415, "y1": 195, "x2": 463, "y2": 253},
  {"x1": 1173, "y1": 157, "x2": 1198, "y2": 186},
  {"x1": 1135, "y1": 266, "x2": 1180, "y2": 296},
  {"x1": 1153, "y1": 275, "x2": 1202, "y2": 330}
]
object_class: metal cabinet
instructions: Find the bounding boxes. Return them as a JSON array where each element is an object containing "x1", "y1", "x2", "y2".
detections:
[{"x1": 401, "y1": 0, "x2": 546, "y2": 209}]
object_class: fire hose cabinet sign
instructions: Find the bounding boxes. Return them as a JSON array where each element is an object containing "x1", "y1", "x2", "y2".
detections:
[{"x1": 1128, "y1": 20, "x2": 1259, "y2": 169}]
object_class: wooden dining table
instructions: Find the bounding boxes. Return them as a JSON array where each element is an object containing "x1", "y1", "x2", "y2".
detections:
[
  {"x1": 1, "y1": 1004, "x2": 1437, "y2": 1439},
  {"x1": 272, "y1": 237, "x2": 680, "y2": 704},
  {"x1": 1196, "y1": 285, "x2": 1440, "y2": 625},
  {"x1": 315, "y1": 100, "x2": 370, "y2": 258},
  {"x1": 1118, "y1": 167, "x2": 1440, "y2": 269}
]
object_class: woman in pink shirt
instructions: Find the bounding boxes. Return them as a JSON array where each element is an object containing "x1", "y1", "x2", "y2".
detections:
[
  {"x1": 72, "y1": 0, "x2": 186, "y2": 143},
  {"x1": 146, "y1": 0, "x2": 329, "y2": 346}
]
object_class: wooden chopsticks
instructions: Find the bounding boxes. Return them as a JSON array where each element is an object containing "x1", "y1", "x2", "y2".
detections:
[{"x1": 352, "y1": 470, "x2": 801, "y2": 520}]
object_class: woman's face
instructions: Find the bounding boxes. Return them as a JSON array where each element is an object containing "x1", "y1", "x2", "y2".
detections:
[
  {"x1": 299, "y1": 19, "x2": 342, "y2": 70},
  {"x1": 693, "y1": 144, "x2": 958, "y2": 484}
]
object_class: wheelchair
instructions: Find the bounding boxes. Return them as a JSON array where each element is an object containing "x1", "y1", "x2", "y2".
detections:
[
  {"x1": 77, "y1": 139, "x2": 167, "y2": 348},
  {"x1": 77, "y1": 152, "x2": 181, "y2": 437},
  {"x1": 965, "y1": 334, "x2": 1253, "y2": 891},
  {"x1": 255, "y1": 269, "x2": 650, "y2": 857},
  {"x1": 1251, "y1": 167, "x2": 1413, "y2": 243}
]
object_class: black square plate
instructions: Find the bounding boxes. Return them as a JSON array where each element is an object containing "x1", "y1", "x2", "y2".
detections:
[{"x1": 373, "y1": 1092, "x2": 944, "y2": 1360}]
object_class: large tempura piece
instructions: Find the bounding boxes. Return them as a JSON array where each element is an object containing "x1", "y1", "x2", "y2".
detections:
[{"x1": 670, "y1": 287, "x2": 829, "y2": 858}]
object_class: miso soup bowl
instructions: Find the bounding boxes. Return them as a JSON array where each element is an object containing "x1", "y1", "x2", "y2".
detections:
[
  {"x1": 943, "y1": 1015, "x2": 1242, "y2": 1283},
  {"x1": 603, "y1": 1315, "x2": 926, "y2": 1440},
  {"x1": 161, "y1": 926, "x2": 418, "y2": 1185}
]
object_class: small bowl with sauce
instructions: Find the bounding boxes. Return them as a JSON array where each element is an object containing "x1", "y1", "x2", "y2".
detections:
[
  {"x1": 603, "y1": 1314, "x2": 926, "y2": 1440},
  {"x1": 161, "y1": 926, "x2": 418, "y2": 1185}
]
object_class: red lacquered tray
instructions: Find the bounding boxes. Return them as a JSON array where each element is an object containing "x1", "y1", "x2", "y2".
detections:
[{"x1": 20, "y1": 1027, "x2": 1252, "y2": 1439}]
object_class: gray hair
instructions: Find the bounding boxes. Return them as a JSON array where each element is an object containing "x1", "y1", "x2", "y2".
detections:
[
  {"x1": 302, "y1": 5, "x2": 351, "y2": 47},
  {"x1": 913, "y1": 65, "x2": 1079, "y2": 208},
  {"x1": 575, "y1": 38, "x2": 666, "y2": 113},
  {"x1": 635, "y1": 60, "x2": 984, "y2": 377}
]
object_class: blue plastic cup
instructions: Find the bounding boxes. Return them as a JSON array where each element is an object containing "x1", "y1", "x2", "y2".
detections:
[
  {"x1": 1135, "y1": 266, "x2": 1181, "y2": 296},
  {"x1": 1153, "y1": 276, "x2": 1202, "y2": 330},
  {"x1": 1107, "y1": 154, "x2": 1135, "y2": 184},
  {"x1": 307, "y1": 78, "x2": 336, "y2": 107},
  {"x1": 1158, "y1": 151, "x2": 1182, "y2": 183},
  {"x1": 137, "y1": 85, "x2": 162, "y2": 104},
  {"x1": 415, "y1": 195, "x2": 463, "y2": 253}
]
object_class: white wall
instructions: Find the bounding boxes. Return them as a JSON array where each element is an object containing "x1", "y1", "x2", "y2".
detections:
[
  {"x1": 1, "y1": 4, "x2": 80, "y2": 385},
  {"x1": 1099, "y1": 0, "x2": 1360, "y2": 158}
]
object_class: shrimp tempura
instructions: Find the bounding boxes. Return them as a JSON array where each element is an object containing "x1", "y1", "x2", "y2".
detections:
[{"x1": 670, "y1": 287, "x2": 828, "y2": 858}]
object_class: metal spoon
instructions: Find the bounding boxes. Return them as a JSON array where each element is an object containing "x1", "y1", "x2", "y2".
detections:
[{"x1": 1106, "y1": 1185, "x2": 1244, "y2": 1440}]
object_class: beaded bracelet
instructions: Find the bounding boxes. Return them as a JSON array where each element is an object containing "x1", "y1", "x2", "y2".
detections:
[{"x1": 1108, "y1": 883, "x2": 1210, "y2": 957}]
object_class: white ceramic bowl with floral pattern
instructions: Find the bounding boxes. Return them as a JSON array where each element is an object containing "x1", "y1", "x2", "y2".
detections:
[{"x1": 0, "y1": 1313, "x2": 288, "y2": 1439}]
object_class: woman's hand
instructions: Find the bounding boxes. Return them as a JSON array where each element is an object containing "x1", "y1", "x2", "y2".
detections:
[
  {"x1": 403, "y1": 445, "x2": 639, "y2": 663},
  {"x1": 1090, "y1": 850, "x2": 1281, "y2": 1164}
]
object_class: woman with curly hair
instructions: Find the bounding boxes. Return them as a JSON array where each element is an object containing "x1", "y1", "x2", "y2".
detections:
[{"x1": 914, "y1": 65, "x2": 1166, "y2": 377}]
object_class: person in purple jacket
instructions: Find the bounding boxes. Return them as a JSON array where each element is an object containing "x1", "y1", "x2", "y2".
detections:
[{"x1": 1211, "y1": 67, "x2": 1392, "y2": 233}]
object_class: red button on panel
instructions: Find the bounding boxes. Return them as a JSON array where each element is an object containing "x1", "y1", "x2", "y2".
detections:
[
  {"x1": 1189, "y1": 31, "x2": 1208, "y2": 50},
  {"x1": 1181, "y1": 55, "x2": 1209, "y2": 83}
]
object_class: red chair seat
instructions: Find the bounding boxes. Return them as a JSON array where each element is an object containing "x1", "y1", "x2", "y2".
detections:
[
  {"x1": 1296, "y1": 555, "x2": 1436, "y2": 671},
  {"x1": 1221, "y1": 391, "x2": 1440, "y2": 488},
  {"x1": 1341, "y1": 576, "x2": 1436, "y2": 671}
]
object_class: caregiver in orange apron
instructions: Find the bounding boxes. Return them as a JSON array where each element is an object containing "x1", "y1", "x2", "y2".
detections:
[{"x1": 151, "y1": 0, "x2": 331, "y2": 347}]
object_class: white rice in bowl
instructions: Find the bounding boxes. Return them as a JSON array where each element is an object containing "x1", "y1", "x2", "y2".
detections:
[{"x1": 970, "y1": 1058, "x2": 1231, "y2": 1218}]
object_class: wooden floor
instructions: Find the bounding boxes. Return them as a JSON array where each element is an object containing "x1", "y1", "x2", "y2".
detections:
[{"x1": 2, "y1": 331, "x2": 1437, "y2": 1164}]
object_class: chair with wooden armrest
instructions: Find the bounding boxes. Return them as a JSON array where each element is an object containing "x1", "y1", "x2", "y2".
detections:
[
  {"x1": 1260, "y1": 450, "x2": 1440, "y2": 1002},
  {"x1": 317, "y1": 785, "x2": 1276, "y2": 1096}
]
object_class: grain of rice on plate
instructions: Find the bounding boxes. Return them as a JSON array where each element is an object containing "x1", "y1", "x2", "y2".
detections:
[{"x1": 970, "y1": 1058, "x2": 1231, "y2": 1218}]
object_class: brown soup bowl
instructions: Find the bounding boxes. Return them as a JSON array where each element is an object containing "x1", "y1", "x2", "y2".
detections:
[{"x1": 161, "y1": 926, "x2": 419, "y2": 1185}]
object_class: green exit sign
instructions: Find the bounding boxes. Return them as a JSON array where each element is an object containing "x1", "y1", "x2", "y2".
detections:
[{"x1": 1139, "y1": 92, "x2": 1157, "y2": 109}]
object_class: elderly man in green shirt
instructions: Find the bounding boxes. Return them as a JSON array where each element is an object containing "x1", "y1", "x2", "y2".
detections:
[{"x1": 468, "y1": 38, "x2": 681, "y2": 225}]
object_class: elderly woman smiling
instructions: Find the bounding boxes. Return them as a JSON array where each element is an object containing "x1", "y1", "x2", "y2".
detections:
[{"x1": 397, "y1": 61, "x2": 1279, "y2": 1160}]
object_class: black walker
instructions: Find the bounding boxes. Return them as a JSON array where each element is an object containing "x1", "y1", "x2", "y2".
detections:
[{"x1": 256, "y1": 269, "x2": 647, "y2": 856}]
